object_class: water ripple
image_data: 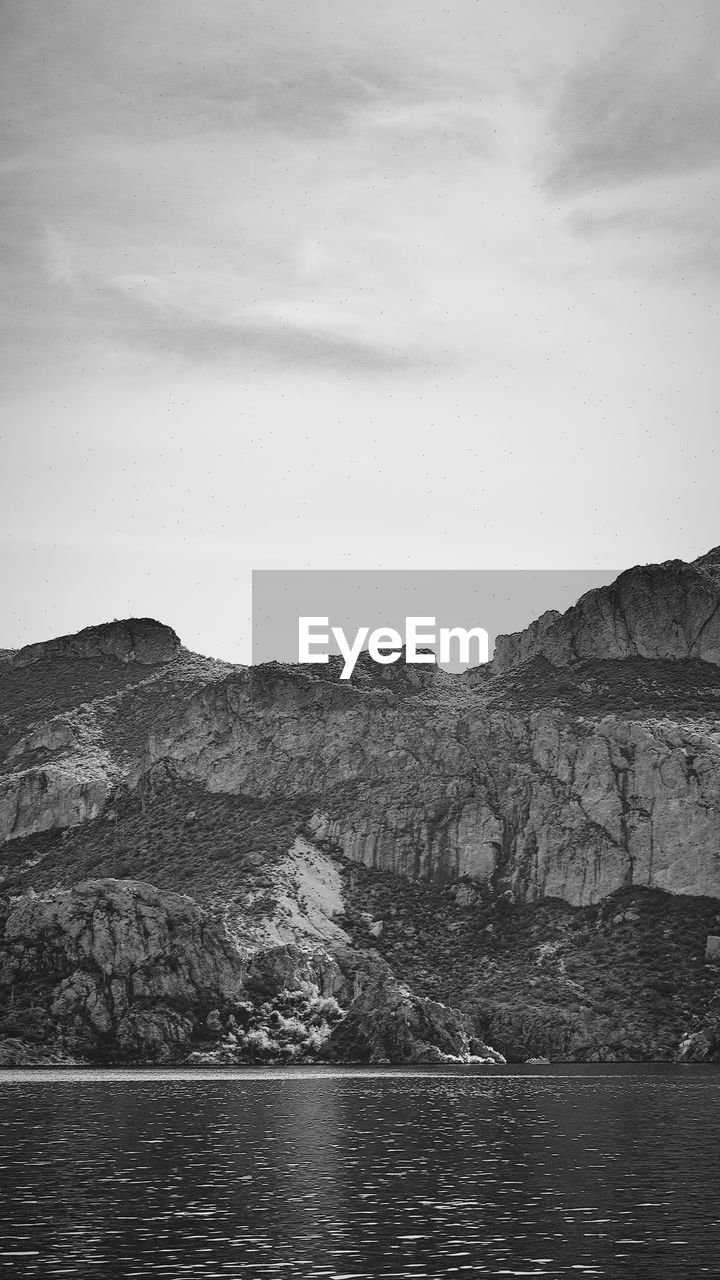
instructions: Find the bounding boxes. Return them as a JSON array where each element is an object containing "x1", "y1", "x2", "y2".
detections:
[{"x1": 0, "y1": 1066, "x2": 719, "y2": 1277}]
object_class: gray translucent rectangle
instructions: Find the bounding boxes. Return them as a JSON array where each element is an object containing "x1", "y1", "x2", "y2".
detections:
[{"x1": 252, "y1": 569, "x2": 617, "y2": 672}]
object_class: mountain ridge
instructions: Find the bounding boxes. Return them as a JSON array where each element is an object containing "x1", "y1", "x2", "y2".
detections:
[
  {"x1": 2, "y1": 548, "x2": 720, "y2": 1066},
  {"x1": 493, "y1": 548, "x2": 720, "y2": 672}
]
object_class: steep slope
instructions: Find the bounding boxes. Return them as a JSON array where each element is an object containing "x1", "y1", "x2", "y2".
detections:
[
  {"x1": 0, "y1": 878, "x2": 246, "y2": 1063},
  {"x1": 493, "y1": 547, "x2": 720, "y2": 671},
  {"x1": 145, "y1": 656, "x2": 720, "y2": 905},
  {"x1": 2, "y1": 551, "x2": 720, "y2": 1064}
]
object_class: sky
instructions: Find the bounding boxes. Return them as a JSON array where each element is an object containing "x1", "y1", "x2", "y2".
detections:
[{"x1": 1, "y1": 0, "x2": 719, "y2": 661}]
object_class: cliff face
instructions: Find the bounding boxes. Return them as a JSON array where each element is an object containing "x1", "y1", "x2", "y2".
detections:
[
  {"x1": 2, "y1": 548, "x2": 720, "y2": 1064},
  {"x1": 0, "y1": 879, "x2": 246, "y2": 1063},
  {"x1": 4, "y1": 559, "x2": 720, "y2": 909},
  {"x1": 148, "y1": 666, "x2": 720, "y2": 907},
  {"x1": 493, "y1": 549, "x2": 720, "y2": 672}
]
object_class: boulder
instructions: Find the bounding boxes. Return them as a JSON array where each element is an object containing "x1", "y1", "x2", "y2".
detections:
[{"x1": 705, "y1": 935, "x2": 720, "y2": 962}]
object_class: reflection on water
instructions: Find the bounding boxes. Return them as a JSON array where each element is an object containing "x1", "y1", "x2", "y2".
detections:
[{"x1": 1, "y1": 1065, "x2": 719, "y2": 1278}]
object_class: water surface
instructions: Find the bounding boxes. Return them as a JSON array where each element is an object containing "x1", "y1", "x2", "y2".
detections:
[{"x1": 1, "y1": 1064, "x2": 718, "y2": 1278}]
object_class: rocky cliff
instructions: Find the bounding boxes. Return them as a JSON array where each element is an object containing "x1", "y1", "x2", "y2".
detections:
[
  {"x1": 144, "y1": 659, "x2": 720, "y2": 906},
  {"x1": 1, "y1": 549, "x2": 720, "y2": 1064},
  {"x1": 12, "y1": 618, "x2": 181, "y2": 668},
  {"x1": 0, "y1": 878, "x2": 246, "y2": 1063},
  {"x1": 493, "y1": 547, "x2": 720, "y2": 671}
]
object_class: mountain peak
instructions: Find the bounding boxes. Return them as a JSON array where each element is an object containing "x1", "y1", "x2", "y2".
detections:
[
  {"x1": 12, "y1": 618, "x2": 181, "y2": 668},
  {"x1": 493, "y1": 547, "x2": 720, "y2": 672}
]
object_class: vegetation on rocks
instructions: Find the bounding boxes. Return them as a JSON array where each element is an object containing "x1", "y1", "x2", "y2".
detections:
[
  {"x1": 338, "y1": 860, "x2": 720, "y2": 1061},
  {"x1": 0, "y1": 776, "x2": 310, "y2": 915},
  {"x1": 2, "y1": 551, "x2": 720, "y2": 1065},
  {"x1": 188, "y1": 985, "x2": 345, "y2": 1065},
  {"x1": 325, "y1": 973, "x2": 504, "y2": 1064}
]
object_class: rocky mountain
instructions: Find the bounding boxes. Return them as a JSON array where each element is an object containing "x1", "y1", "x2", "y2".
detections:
[
  {"x1": 2, "y1": 548, "x2": 720, "y2": 1066},
  {"x1": 492, "y1": 547, "x2": 720, "y2": 671}
]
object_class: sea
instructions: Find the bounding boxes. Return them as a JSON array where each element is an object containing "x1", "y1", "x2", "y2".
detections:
[{"x1": 1, "y1": 1064, "x2": 718, "y2": 1278}]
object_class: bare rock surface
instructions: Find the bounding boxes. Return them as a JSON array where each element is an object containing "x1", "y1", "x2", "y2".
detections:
[
  {"x1": 0, "y1": 765, "x2": 113, "y2": 843},
  {"x1": 494, "y1": 549, "x2": 720, "y2": 672},
  {"x1": 706, "y1": 935, "x2": 720, "y2": 962},
  {"x1": 2, "y1": 878, "x2": 245, "y2": 998},
  {"x1": 150, "y1": 662, "x2": 720, "y2": 906},
  {"x1": 0, "y1": 879, "x2": 247, "y2": 1061},
  {"x1": 232, "y1": 836, "x2": 352, "y2": 950},
  {"x1": 13, "y1": 618, "x2": 181, "y2": 668}
]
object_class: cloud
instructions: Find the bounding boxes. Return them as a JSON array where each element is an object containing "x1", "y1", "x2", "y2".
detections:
[
  {"x1": 96, "y1": 288, "x2": 428, "y2": 371},
  {"x1": 0, "y1": 0, "x2": 508, "y2": 380},
  {"x1": 540, "y1": 15, "x2": 720, "y2": 281},
  {"x1": 146, "y1": 316, "x2": 422, "y2": 371},
  {"x1": 546, "y1": 30, "x2": 720, "y2": 195},
  {"x1": 2, "y1": 3, "x2": 720, "y2": 666},
  {"x1": 565, "y1": 173, "x2": 720, "y2": 277},
  {"x1": 3, "y1": 1, "x2": 718, "y2": 385},
  {"x1": 158, "y1": 47, "x2": 385, "y2": 139},
  {"x1": 5, "y1": 223, "x2": 430, "y2": 374}
]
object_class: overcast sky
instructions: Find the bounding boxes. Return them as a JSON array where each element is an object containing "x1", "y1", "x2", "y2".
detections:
[{"x1": 1, "y1": 0, "x2": 719, "y2": 660}]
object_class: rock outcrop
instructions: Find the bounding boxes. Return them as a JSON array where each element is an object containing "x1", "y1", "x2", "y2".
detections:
[
  {"x1": 326, "y1": 974, "x2": 504, "y2": 1063},
  {"x1": 244, "y1": 942, "x2": 346, "y2": 1001},
  {"x1": 0, "y1": 879, "x2": 247, "y2": 1061},
  {"x1": 145, "y1": 664, "x2": 720, "y2": 906},
  {"x1": 0, "y1": 757, "x2": 114, "y2": 842},
  {"x1": 13, "y1": 618, "x2": 181, "y2": 668},
  {"x1": 493, "y1": 549, "x2": 720, "y2": 672},
  {"x1": 0, "y1": 877, "x2": 495, "y2": 1065}
]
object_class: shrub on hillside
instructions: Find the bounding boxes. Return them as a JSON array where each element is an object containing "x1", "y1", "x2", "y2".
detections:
[{"x1": 188, "y1": 985, "x2": 345, "y2": 1065}]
